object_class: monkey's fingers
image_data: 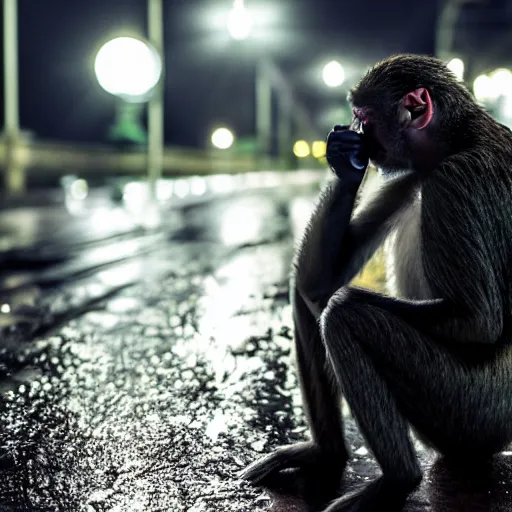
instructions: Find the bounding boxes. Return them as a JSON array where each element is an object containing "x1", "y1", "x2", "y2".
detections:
[
  {"x1": 333, "y1": 124, "x2": 350, "y2": 132},
  {"x1": 239, "y1": 443, "x2": 319, "y2": 485}
]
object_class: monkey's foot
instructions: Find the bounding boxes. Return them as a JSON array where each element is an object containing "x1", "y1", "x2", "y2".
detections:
[
  {"x1": 323, "y1": 475, "x2": 421, "y2": 512},
  {"x1": 240, "y1": 441, "x2": 347, "y2": 488}
]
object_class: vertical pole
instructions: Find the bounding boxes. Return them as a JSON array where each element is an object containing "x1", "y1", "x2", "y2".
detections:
[
  {"x1": 256, "y1": 59, "x2": 272, "y2": 169},
  {"x1": 435, "y1": 0, "x2": 460, "y2": 60},
  {"x1": 3, "y1": 0, "x2": 23, "y2": 194},
  {"x1": 147, "y1": 0, "x2": 164, "y2": 202},
  {"x1": 277, "y1": 94, "x2": 292, "y2": 169}
]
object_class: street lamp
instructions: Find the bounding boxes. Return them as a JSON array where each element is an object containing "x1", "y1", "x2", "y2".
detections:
[
  {"x1": 226, "y1": 0, "x2": 274, "y2": 167},
  {"x1": 227, "y1": 0, "x2": 253, "y2": 41},
  {"x1": 323, "y1": 60, "x2": 345, "y2": 88},
  {"x1": 211, "y1": 127, "x2": 235, "y2": 149},
  {"x1": 95, "y1": 36, "x2": 162, "y2": 102},
  {"x1": 95, "y1": 36, "x2": 163, "y2": 145}
]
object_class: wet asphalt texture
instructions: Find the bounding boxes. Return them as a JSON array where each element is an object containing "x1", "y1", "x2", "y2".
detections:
[{"x1": 0, "y1": 172, "x2": 512, "y2": 512}]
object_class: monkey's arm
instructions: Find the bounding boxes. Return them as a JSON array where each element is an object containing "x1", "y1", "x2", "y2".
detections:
[
  {"x1": 293, "y1": 178, "x2": 360, "y2": 318},
  {"x1": 294, "y1": 172, "x2": 418, "y2": 318}
]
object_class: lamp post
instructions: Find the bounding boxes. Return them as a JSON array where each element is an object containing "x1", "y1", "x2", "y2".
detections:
[
  {"x1": 94, "y1": 34, "x2": 163, "y2": 200},
  {"x1": 147, "y1": 0, "x2": 165, "y2": 202},
  {"x1": 3, "y1": 0, "x2": 23, "y2": 194},
  {"x1": 226, "y1": 0, "x2": 272, "y2": 168}
]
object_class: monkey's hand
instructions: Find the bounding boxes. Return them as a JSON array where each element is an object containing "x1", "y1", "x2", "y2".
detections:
[
  {"x1": 326, "y1": 125, "x2": 369, "y2": 182},
  {"x1": 240, "y1": 441, "x2": 347, "y2": 490}
]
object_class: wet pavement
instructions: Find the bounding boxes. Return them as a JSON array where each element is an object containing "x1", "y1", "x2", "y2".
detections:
[{"x1": 0, "y1": 171, "x2": 512, "y2": 512}]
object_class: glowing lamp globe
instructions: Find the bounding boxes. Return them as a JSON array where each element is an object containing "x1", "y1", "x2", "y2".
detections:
[
  {"x1": 95, "y1": 37, "x2": 162, "y2": 103},
  {"x1": 227, "y1": 0, "x2": 253, "y2": 40},
  {"x1": 212, "y1": 128, "x2": 235, "y2": 150},
  {"x1": 323, "y1": 61, "x2": 345, "y2": 88}
]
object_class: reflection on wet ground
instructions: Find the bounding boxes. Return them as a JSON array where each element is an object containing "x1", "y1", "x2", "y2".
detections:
[{"x1": 0, "y1": 172, "x2": 511, "y2": 511}]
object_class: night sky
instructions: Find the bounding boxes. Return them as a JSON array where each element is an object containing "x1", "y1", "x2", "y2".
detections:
[{"x1": 2, "y1": 0, "x2": 512, "y2": 148}]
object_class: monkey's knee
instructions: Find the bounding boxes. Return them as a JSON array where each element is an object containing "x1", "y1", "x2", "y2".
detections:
[
  {"x1": 319, "y1": 288, "x2": 357, "y2": 341},
  {"x1": 320, "y1": 288, "x2": 385, "y2": 349}
]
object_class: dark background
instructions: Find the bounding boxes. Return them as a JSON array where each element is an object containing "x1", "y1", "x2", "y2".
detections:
[{"x1": 0, "y1": 0, "x2": 511, "y2": 147}]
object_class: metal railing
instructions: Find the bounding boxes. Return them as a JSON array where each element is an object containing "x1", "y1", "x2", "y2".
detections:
[{"x1": 0, "y1": 138, "x2": 293, "y2": 190}]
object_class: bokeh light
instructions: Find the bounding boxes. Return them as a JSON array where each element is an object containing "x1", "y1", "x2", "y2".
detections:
[
  {"x1": 447, "y1": 58, "x2": 464, "y2": 82},
  {"x1": 473, "y1": 68, "x2": 512, "y2": 103},
  {"x1": 95, "y1": 37, "x2": 162, "y2": 102},
  {"x1": 227, "y1": 0, "x2": 253, "y2": 41},
  {"x1": 293, "y1": 140, "x2": 310, "y2": 158},
  {"x1": 69, "y1": 179, "x2": 89, "y2": 201},
  {"x1": 490, "y1": 68, "x2": 512, "y2": 95},
  {"x1": 473, "y1": 74, "x2": 498, "y2": 102},
  {"x1": 211, "y1": 128, "x2": 235, "y2": 150},
  {"x1": 322, "y1": 61, "x2": 345, "y2": 88},
  {"x1": 312, "y1": 141, "x2": 326, "y2": 158}
]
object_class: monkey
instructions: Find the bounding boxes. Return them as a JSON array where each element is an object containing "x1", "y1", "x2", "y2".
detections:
[{"x1": 241, "y1": 54, "x2": 512, "y2": 511}]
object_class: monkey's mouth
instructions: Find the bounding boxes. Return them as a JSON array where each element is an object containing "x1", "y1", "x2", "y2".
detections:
[
  {"x1": 363, "y1": 132, "x2": 386, "y2": 161},
  {"x1": 359, "y1": 123, "x2": 384, "y2": 160}
]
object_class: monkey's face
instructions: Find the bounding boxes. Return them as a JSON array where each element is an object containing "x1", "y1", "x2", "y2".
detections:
[
  {"x1": 352, "y1": 88, "x2": 434, "y2": 174},
  {"x1": 352, "y1": 109, "x2": 412, "y2": 173}
]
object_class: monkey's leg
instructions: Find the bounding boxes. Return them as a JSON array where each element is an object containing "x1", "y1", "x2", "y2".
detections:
[
  {"x1": 241, "y1": 284, "x2": 348, "y2": 488},
  {"x1": 319, "y1": 301, "x2": 420, "y2": 511},
  {"x1": 318, "y1": 288, "x2": 512, "y2": 511}
]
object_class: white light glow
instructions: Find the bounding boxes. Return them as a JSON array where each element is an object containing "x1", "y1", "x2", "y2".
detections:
[
  {"x1": 70, "y1": 179, "x2": 89, "y2": 201},
  {"x1": 211, "y1": 127, "x2": 235, "y2": 149},
  {"x1": 220, "y1": 203, "x2": 262, "y2": 246},
  {"x1": 209, "y1": 175, "x2": 236, "y2": 194},
  {"x1": 123, "y1": 181, "x2": 150, "y2": 215},
  {"x1": 190, "y1": 177, "x2": 207, "y2": 196},
  {"x1": 447, "y1": 58, "x2": 464, "y2": 81},
  {"x1": 156, "y1": 181, "x2": 173, "y2": 202},
  {"x1": 94, "y1": 37, "x2": 162, "y2": 101},
  {"x1": 174, "y1": 179, "x2": 190, "y2": 199},
  {"x1": 502, "y1": 95, "x2": 512, "y2": 119},
  {"x1": 227, "y1": 0, "x2": 253, "y2": 41},
  {"x1": 473, "y1": 74, "x2": 499, "y2": 102},
  {"x1": 323, "y1": 60, "x2": 345, "y2": 88},
  {"x1": 491, "y1": 68, "x2": 512, "y2": 96}
]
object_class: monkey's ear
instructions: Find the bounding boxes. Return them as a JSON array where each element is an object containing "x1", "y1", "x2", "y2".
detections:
[{"x1": 403, "y1": 88, "x2": 433, "y2": 130}]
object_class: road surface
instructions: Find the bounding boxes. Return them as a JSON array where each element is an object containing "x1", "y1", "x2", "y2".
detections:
[{"x1": 0, "y1": 172, "x2": 511, "y2": 511}]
